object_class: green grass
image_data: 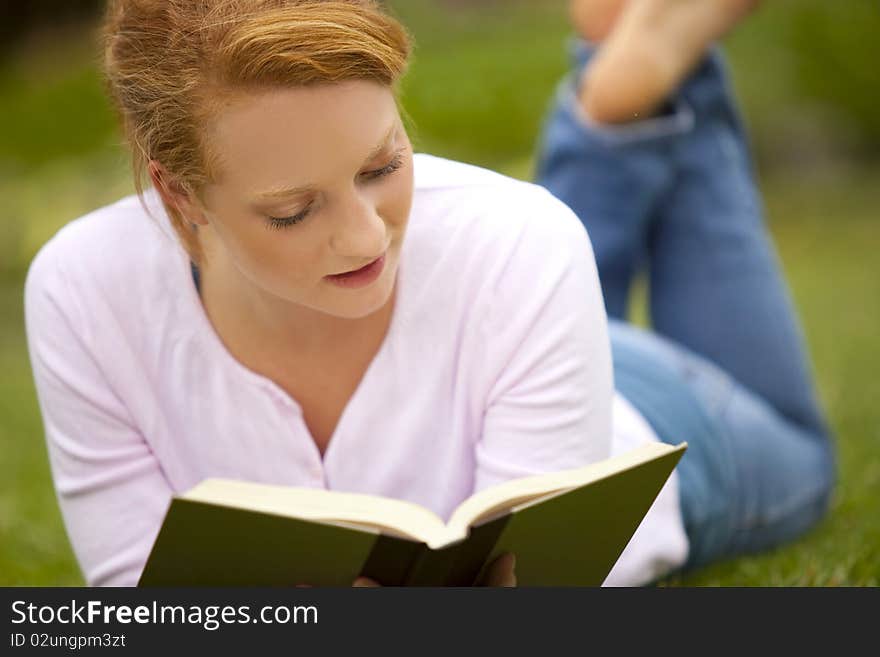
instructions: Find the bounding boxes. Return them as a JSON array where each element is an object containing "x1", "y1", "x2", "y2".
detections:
[
  {"x1": 392, "y1": 0, "x2": 571, "y2": 170},
  {"x1": 0, "y1": 25, "x2": 115, "y2": 174},
  {"x1": 1, "y1": 0, "x2": 878, "y2": 586},
  {"x1": 0, "y1": 281, "x2": 83, "y2": 585}
]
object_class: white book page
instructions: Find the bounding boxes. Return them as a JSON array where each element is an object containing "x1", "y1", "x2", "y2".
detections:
[
  {"x1": 183, "y1": 442, "x2": 684, "y2": 550},
  {"x1": 182, "y1": 479, "x2": 452, "y2": 546},
  {"x1": 446, "y1": 441, "x2": 683, "y2": 536}
]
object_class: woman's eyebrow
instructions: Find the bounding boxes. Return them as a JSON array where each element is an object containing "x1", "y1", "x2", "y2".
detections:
[
  {"x1": 362, "y1": 123, "x2": 397, "y2": 162},
  {"x1": 254, "y1": 124, "x2": 397, "y2": 202}
]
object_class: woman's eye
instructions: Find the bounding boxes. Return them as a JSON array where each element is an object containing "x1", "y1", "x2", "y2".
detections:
[
  {"x1": 267, "y1": 204, "x2": 311, "y2": 230},
  {"x1": 264, "y1": 152, "x2": 404, "y2": 230},
  {"x1": 360, "y1": 152, "x2": 404, "y2": 182}
]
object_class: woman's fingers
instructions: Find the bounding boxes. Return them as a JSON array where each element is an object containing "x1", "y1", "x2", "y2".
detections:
[
  {"x1": 480, "y1": 552, "x2": 517, "y2": 587},
  {"x1": 352, "y1": 576, "x2": 381, "y2": 587}
]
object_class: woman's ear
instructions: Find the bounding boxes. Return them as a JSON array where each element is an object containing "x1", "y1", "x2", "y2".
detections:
[{"x1": 148, "y1": 160, "x2": 210, "y2": 227}]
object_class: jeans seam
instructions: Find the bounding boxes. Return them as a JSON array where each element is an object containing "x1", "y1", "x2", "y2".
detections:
[{"x1": 714, "y1": 390, "x2": 833, "y2": 537}]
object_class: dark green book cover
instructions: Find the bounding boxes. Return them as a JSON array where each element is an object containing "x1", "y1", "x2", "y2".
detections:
[{"x1": 138, "y1": 443, "x2": 685, "y2": 586}]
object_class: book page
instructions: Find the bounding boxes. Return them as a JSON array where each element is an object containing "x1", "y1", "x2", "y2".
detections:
[
  {"x1": 182, "y1": 480, "x2": 453, "y2": 546},
  {"x1": 446, "y1": 441, "x2": 685, "y2": 535}
]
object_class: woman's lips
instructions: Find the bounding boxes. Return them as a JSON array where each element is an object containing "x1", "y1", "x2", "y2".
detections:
[{"x1": 324, "y1": 253, "x2": 386, "y2": 289}]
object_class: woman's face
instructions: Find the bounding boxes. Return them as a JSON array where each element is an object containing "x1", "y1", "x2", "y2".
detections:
[{"x1": 195, "y1": 80, "x2": 414, "y2": 321}]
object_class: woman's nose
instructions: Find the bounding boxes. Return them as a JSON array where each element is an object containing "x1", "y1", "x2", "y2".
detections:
[{"x1": 328, "y1": 191, "x2": 387, "y2": 257}]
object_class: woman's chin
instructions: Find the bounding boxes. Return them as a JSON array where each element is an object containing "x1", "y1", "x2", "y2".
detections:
[{"x1": 320, "y1": 277, "x2": 396, "y2": 321}]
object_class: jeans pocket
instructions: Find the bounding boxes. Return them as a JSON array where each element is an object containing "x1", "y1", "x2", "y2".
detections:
[{"x1": 557, "y1": 72, "x2": 696, "y2": 148}]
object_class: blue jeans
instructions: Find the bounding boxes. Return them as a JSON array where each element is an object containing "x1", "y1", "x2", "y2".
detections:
[{"x1": 535, "y1": 41, "x2": 836, "y2": 571}]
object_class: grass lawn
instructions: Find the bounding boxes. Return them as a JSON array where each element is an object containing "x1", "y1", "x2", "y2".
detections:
[{"x1": 0, "y1": 0, "x2": 877, "y2": 585}]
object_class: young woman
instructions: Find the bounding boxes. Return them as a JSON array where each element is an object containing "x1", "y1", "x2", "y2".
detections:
[{"x1": 24, "y1": 0, "x2": 832, "y2": 587}]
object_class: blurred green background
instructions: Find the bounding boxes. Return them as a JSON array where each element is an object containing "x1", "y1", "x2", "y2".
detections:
[{"x1": 1, "y1": 0, "x2": 878, "y2": 585}]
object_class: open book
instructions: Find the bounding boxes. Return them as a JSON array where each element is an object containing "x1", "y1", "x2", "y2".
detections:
[{"x1": 139, "y1": 441, "x2": 686, "y2": 586}]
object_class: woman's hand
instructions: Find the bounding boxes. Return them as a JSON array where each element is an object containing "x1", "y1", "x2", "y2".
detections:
[
  {"x1": 352, "y1": 576, "x2": 380, "y2": 587},
  {"x1": 295, "y1": 578, "x2": 380, "y2": 586},
  {"x1": 477, "y1": 552, "x2": 517, "y2": 587},
  {"x1": 350, "y1": 552, "x2": 517, "y2": 587}
]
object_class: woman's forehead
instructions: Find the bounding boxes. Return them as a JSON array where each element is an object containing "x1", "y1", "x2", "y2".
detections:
[{"x1": 205, "y1": 81, "x2": 401, "y2": 191}]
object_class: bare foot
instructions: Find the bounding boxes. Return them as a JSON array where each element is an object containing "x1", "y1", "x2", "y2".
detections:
[
  {"x1": 571, "y1": 0, "x2": 763, "y2": 124},
  {"x1": 569, "y1": 0, "x2": 628, "y2": 43}
]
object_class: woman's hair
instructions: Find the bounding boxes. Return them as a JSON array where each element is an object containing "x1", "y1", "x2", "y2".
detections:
[{"x1": 102, "y1": 0, "x2": 411, "y2": 261}]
